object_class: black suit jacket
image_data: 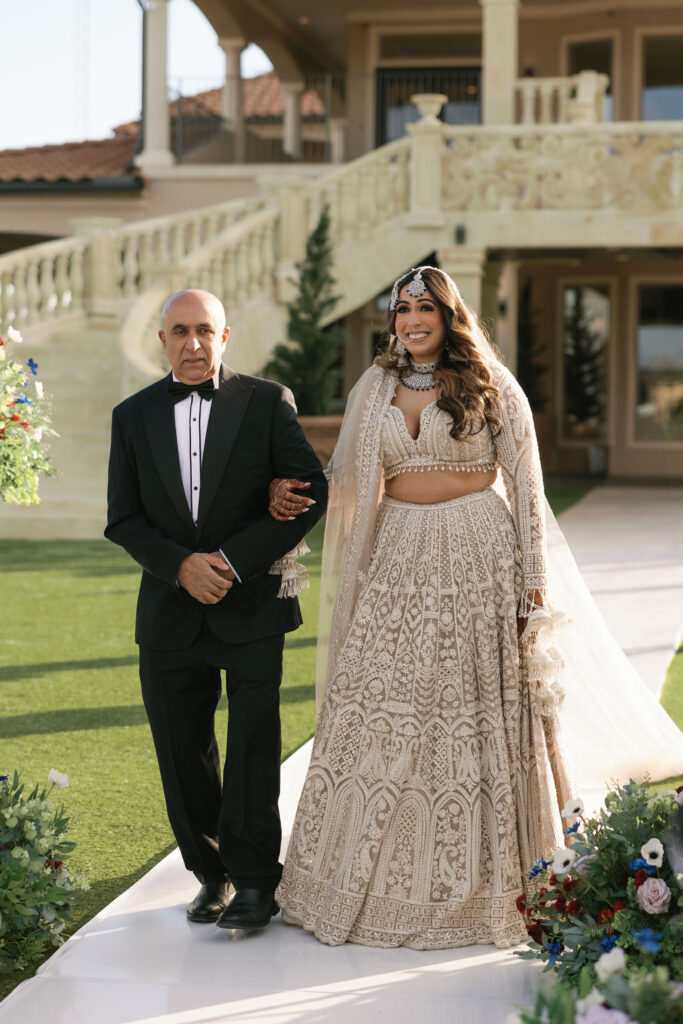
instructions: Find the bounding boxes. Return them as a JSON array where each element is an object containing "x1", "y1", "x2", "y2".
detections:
[{"x1": 105, "y1": 364, "x2": 327, "y2": 650}]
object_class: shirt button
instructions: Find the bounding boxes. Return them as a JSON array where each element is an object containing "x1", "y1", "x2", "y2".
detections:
[
  {"x1": 193, "y1": 452, "x2": 197, "y2": 456},
  {"x1": 193, "y1": 417, "x2": 197, "y2": 422},
  {"x1": 193, "y1": 486, "x2": 198, "y2": 491}
]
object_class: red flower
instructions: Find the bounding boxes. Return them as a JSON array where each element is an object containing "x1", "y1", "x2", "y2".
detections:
[
  {"x1": 53, "y1": 860, "x2": 63, "y2": 868},
  {"x1": 566, "y1": 898, "x2": 580, "y2": 915},
  {"x1": 526, "y1": 919, "x2": 548, "y2": 944},
  {"x1": 21, "y1": 421, "x2": 29, "y2": 429},
  {"x1": 676, "y1": 785, "x2": 683, "y2": 794},
  {"x1": 0, "y1": 339, "x2": 4, "y2": 345},
  {"x1": 10, "y1": 414, "x2": 20, "y2": 422},
  {"x1": 516, "y1": 894, "x2": 528, "y2": 914},
  {"x1": 549, "y1": 874, "x2": 558, "y2": 885},
  {"x1": 598, "y1": 908, "x2": 614, "y2": 926},
  {"x1": 554, "y1": 896, "x2": 566, "y2": 913},
  {"x1": 614, "y1": 900, "x2": 626, "y2": 913},
  {"x1": 44, "y1": 858, "x2": 51, "y2": 867},
  {"x1": 634, "y1": 869, "x2": 648, "y2": 890},
  {"x1": 562, "y1": 877, "x2": 579, "y2": 892}
]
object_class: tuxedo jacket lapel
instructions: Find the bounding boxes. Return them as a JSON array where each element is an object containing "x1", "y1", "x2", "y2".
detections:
[
  {"x1": 197, "y1": 364, "x2": 254, "y2": 532},
  {"x1": 142, "y1": 376, "x2": 196, "y2": 534}
]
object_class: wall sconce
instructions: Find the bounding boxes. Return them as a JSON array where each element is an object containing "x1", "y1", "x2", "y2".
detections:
[{"x1": 455, "y1": 224, "x2": 467, "y2": 245}]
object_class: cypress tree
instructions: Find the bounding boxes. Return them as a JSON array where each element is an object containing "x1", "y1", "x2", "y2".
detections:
[{"x1": 263, "y1": 207, "x2": 346, "y2": 414}]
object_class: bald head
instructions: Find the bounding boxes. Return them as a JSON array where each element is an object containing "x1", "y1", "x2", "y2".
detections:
[{"x1": 159, "y1": 289, "x2": 230, "y2": 385}]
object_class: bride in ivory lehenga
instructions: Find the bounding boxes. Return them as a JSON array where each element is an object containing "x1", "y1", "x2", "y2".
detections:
[{"x1": 270, "y1": 266, "x2": 683, "y2": 950}]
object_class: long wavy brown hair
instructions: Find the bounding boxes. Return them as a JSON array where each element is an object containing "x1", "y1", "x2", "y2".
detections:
[{"x1": 375, "y1": 267, "x2": 502, "y2": 439}]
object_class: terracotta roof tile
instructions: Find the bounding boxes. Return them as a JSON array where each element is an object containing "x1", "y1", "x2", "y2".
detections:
[{"x1": 0, "y1": 135, "x2": 139, "y2": 184}]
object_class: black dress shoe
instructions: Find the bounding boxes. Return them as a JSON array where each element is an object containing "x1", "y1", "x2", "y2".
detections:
[
  {"x1": 187, "y1": 882, "x2": 231, "y2": 923},
  {"x1": 215, "y1": 888, "x2": 279, "y2": 930}
]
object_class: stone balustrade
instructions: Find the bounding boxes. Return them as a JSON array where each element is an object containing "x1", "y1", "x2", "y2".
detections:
[
  {"x1": 516, "y1": 70, "x2": 609, "y2": 125},
  {"x1": 442, "y1": 121, "x2": 683, "y2": 211},
  {"x1": 0, "y1": 235, "x2": 90, "y2": 333}
]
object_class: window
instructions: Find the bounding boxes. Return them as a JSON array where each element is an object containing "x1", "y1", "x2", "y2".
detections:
[
  {"x1": 566, "y1": 38, "x2": 613, "y2": 121},
  {"x1": 375, "y1": 68, "x2": 480, "y2": 145},
  {"x1": 561, "y1": 284, "x2": 610, "y2": 442},
  {"x1": 642, "y1": 36, "x2": 683, "y2": 121},
  {"x1": 635, "y1": 285, "x2": 683, "y2": 442}
]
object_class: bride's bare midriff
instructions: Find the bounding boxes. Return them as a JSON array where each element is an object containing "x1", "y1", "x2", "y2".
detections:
[
  {"x1": 384, "y1": 466, "x2": 497, "y2": 503},
  {"x1": 386, "y1": 386, "x2": 497, "y2": 503}
]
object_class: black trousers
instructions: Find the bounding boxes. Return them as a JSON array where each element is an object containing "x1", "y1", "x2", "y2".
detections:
[{"x1": 139, "y1": 619, "x2": 284, "y2": 890}]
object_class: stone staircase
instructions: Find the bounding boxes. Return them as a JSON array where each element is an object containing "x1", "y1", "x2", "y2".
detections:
[{"x1": 1, "y1": 93, "x2": 681, "y2": 536}]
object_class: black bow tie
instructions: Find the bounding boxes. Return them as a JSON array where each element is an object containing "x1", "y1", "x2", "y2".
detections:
[{"x1": 168, "y1": 379, "x2": 217, "y2": 404}]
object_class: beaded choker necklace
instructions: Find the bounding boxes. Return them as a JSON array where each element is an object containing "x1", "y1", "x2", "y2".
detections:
[{"x1": 400, "y1": 357, "x2": 438, "y2": 391}]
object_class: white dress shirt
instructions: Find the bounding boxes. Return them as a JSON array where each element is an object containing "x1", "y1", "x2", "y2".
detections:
[{"x1": 171, "y1": 372, "x2": 240, "y2": 582}]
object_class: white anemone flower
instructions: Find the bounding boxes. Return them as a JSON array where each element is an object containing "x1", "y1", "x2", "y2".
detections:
[
  {"x1": 576, "y1": 989, "x2": 604, "y2": 1014},
  {"x1": 7, "y1": 326, "x2": 22, "y2": 343},
  {"x1": 48, "y1": 768, "x2": 69, "y2": 789},
  {"x1": 560, "y1": 797, "x2": 584, "y2": 820},
  {"x1": 594, "y1": 946, "x2": 627, "y2": 982},
  {"x1": 551, "y1": 846, "x2": 578, "y2": 874},
  {"x1": 640, "y1": 837, "x2": 664, "y2": 869}
]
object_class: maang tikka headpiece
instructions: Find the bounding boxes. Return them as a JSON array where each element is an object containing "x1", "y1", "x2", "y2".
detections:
[{"x1": 389, "y1": 267, "x2": 427, "y2": 312}]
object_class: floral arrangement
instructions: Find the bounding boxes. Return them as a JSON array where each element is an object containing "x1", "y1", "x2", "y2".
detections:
[
  {"x1": 0, "y1": 326, "x2": 56, "y2": 504},
  {"x1": 0, "y1": 769, "x2": 88, "y2": 973},
  {"x1": 511, "y1": 780, "x2": 683, "y2": 1023}
]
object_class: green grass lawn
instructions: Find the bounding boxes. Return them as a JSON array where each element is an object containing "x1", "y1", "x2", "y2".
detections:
[{"x1": 1, "y1": 482, "x2": 680, "y2": 1001}]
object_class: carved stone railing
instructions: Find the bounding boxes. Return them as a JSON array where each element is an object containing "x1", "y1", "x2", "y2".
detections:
[
  {"x1": 0, "y1": 196, "x2": 266, "y2": 334},
  {"x1": 0, "y1": 235, "x2": 90, "y2": 333},
  {"x1": 442, "y1": 122, "x2": 683, "y2": 211},
  {"x1": 516, "y1": 70, "x2": 609, "y2": 125}
]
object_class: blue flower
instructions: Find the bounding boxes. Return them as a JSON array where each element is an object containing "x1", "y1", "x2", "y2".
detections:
[
  {"x1": 0, "y1": 775, "x2": 7, "y2": 781},
  {"x1": 546, "y1": 940, "x2": 563, "y2": 964},
  {"x1": 564, "y1": 822, "x2": 580, "y2": 835},
  {"x1": 15, "y1": 393, "x2": 32, "y2": 407},
  {"x1": 631, "y1": 928, "x2": 662, "y2": 954},
  {"x1": 600, "y1": 933, "x2": 620, "y2": 952},
  {"x1": 527, "y1": 857, "x2": 550, "y2": 880},
  {"x1": 629, "y1": 857, "x2": 656, "y2": 875},
  {"x1": 27, "y1": 358, "x2": 38, "y2": 375}
]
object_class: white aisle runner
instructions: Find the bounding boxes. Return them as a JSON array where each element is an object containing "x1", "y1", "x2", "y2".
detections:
[{"x1": 1, "y1": 486, "x2": 682, "y2": 1024}]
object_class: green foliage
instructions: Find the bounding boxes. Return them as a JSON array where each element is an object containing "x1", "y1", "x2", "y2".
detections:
[
  {"x1": 515, "y1": 781, "x2": 683, "y2": 991},
  {"x1": 515, "y1": 967, "x2": 683, "y2": 1024},
  {"x1": 516, "y1": 278, "x2": 549, "y2": 413},
  {"x1": 0, "y1": 329, "x2": 56, "y2": 504},
  {"x1": 563, "y1": 287, "x2": 606, "y2": 429},
  {"x1": 0, "y1": 771, "x2": 88, "y2": 973},
  {"x1": 263, "y1": 207, "x2": 347, "y2": 414}
]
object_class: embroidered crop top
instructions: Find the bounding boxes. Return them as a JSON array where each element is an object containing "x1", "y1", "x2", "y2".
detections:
[{"x1": 380, "y1": 363, "x2": 547, "y2": 614}]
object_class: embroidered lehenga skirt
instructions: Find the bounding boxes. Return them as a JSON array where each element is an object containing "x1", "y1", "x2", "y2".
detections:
[{"x1": 276, "y1": 488, "x2": 569, "y2": 949}]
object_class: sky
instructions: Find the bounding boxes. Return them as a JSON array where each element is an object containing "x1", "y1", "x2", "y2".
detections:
[{"x1": 1, "y1": 0, "x2": 273, "y2": 151}]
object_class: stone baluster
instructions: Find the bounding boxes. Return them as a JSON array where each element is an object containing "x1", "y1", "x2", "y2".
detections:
[
  {"x1": 69, "y1": 249, "x2": 85, "y2": 312},
  {"x1": 25, "y1": 261, "x2": 40, "y2": 325},
  {"x1": 557, "y1": 81, "x2": 571, "y2": 123},
  {"x1": 539, "y1": 82, "x2": 554, "y2": 124},
  {"x1": 235, "y1": 240, "x2": 249, "y2": 298},
  {"x1": 1, "y1": 270, "x2": 11, "y2": 330},
  {"x1": 407, "y1": 93, "x2": 448, "y2": 225},
  {"x1": 13, "y1": 264, "x2": 27, "y2": 326},
  {"x1": 40, "y1": 256, "x2": 55, "y2": 318},
  {"x1": 54, "y1": 253, "x2": 69, "y2": 313},
  {"x1": 222, "y1": 247, "x2": 236, "y2": 301},
  {"x1": 518, "y1": 80, "x2": 536, "y2": 124},
  {"x1": 122, "y1": 236, "x2": 139, "y2": 297},
  {"x1": 569, "y1": 70, "x2": 603, "y2": 125},
  {"x1": 137, "y1": 234, "x2": 152, "y2": 290},
  {"x1": 185, "y1": 218, "x2": 197, "y2": 255},
  {"x1": 259, "y1": 176, "x2": 308, "y2": 304}
]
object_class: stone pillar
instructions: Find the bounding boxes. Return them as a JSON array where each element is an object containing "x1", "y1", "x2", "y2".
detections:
[
  {"x1": 136, "y1": 0, "x2": 174, "y2": 170},
  {"x1": 281, "y1": 81, "x2": 304, "y2": 161},
  {"x1": 480, "y1": 0, "x2": 519, "y2": 125},
  {"x1": 71, "y1": 216, "x2": 123, "y2": 321},
  {"x1": 258, "y1": 175, "x2": 309, "y2": 301},
  {"x1": 329, "y1": 118, "x2": 346, "y2": 163},
  {"x1": 219, "y1": 36, "x2": 246, "y2": 161},
  {"x1": 436, "y1": 246, "x2": 487, "y2": 314},
  {"x1": 481, "y1": 259, "x2": 504, "y2": 345},
  {"x1": 407, "y1": 93, "x2": 448, "y2": 225}
]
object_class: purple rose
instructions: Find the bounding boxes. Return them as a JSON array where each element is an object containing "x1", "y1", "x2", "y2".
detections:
[
  {"x1": 574, "y1": 854, "x2": 596, "y2": 878},
  {"x1": 636, "y1": 876, "x2": 671, "y2": 915},
  {"x1": 577, "y1": 1009, "x2": 635, "y2": 1024}
]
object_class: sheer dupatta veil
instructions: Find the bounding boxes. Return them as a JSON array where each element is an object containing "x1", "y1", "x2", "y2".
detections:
[{"x1": 316, "y1": 356, "x2": 683, "y2": 806}]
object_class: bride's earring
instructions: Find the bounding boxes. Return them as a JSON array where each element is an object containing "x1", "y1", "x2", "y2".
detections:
[{"x1": 393, "y1": 334, "x2": 409, "y2": 366}]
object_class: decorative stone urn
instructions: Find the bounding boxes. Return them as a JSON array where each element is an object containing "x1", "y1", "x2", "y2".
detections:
[{"x1": 410, "y1": 93, "x2": 449, "y2": 122}]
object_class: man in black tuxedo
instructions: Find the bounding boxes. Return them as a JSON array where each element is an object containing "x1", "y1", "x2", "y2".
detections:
[{"x1": 105, "y1": 289, "x2": 327, "y2": 930}]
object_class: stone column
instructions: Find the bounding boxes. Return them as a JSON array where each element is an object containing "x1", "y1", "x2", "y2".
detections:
[
  {"x1": 136, "y1": 0, "x2": 174, "y2": 170},
  {"x1": 407, "y1": 93, "x2": 448, "y2": 225},
  {"x1": 219, "y1": 36, "x2": 246, "y2": 161},
  {"x1": 71, "y1": 216, "x2": 123, "y2": 321},
  {"x1": 436, "y1": 246, "x2": 487, "y2": 314},
  {"x1": 480, "y1": 0, "x2": 519, "y2": 125},
  {"x1": 329, "y1": 118, "x2": 346, "y2": 163},
  {"x1": 495, "y1": 262, "x2": 519, "y2": 372},
  {"x1": 281, "y1": 81, "x2": 304, "y2": 161}
]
